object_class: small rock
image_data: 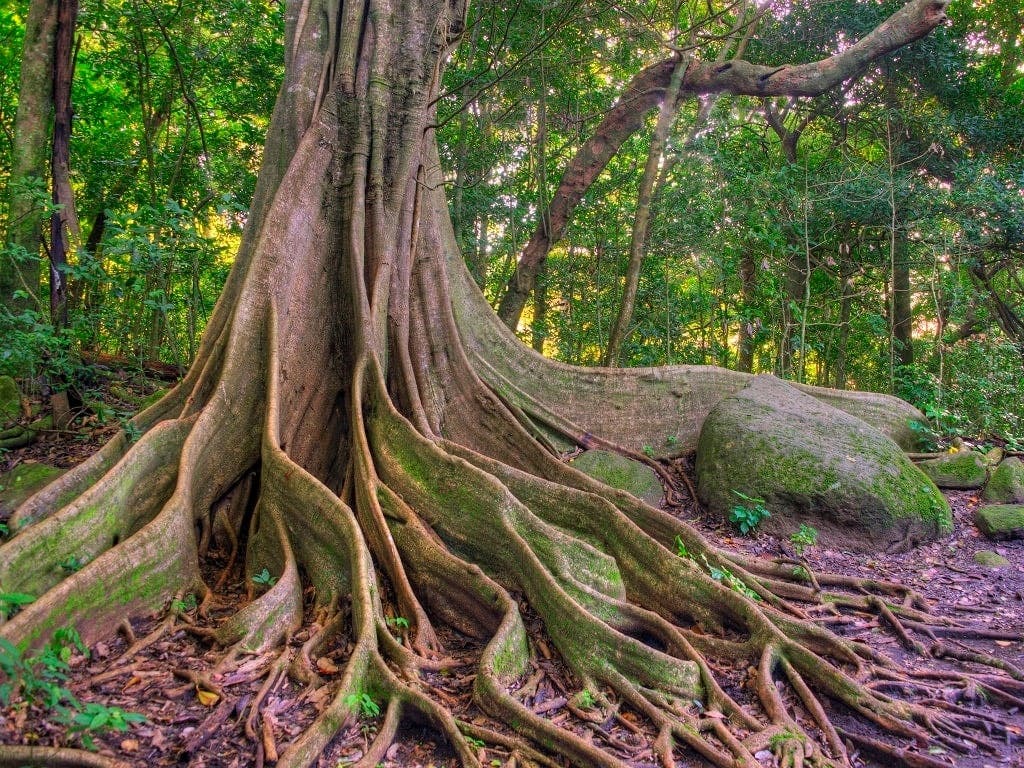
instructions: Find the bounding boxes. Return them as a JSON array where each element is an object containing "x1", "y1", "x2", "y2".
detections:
[
  {"x1": 973, "y1": 550, "x2": 1010, "y2": 568},
  {"x1": 983, "y1": 457, "x2": 1024, "y2": 504},
  {"x1": 917, "y1": 451, "x2": 989, "y2": 489},
  {"x1": 570, "y1": 449, "x2": 663, "y2": 505},
  {"x1": 974, "y1": 504, "x2": 1024, "y2": 541}
]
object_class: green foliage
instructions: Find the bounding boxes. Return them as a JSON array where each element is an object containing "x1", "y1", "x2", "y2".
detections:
[
  {"x1": 576, "y1": 688, "x2": 596, "y2": 709},
  {"x1": 728, "y1": 490, "x2": 770, "y2": 535},
  {"x1": 0, "y1": 591, "x2": 34, "y2": 619},
  {"x1": 699, "y1": 554, "x2": 760, "y2": 601},
  {"x1": 252, "y1": 568, "x2": 277, "y2": 587},
  {"x1": 170, "y1": 594, "x2": 198, "y2": 613},
  {"x1": 60, "y1": 555, "x2": 85, "y2": 573},
  {"x1": 386, "y1": 616, "x2": 410, "y2": 631},
  {"x1": 0, "y1": 627, "x2": 145, "y2": 749},
  {"x1": 674, "y1": 535, "x2": 690, "y2": 559},
  {"x1": 120, "y1": 418, "x2": 143, "y2": 444},
  {"x1": 344, "y1": 692, "x2": 381, "y2": 718},
  {"x1": 789, "y1": 524, "x2": 818, "y2": 555}
]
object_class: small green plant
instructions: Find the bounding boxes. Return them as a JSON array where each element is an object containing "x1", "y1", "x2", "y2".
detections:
[
  {"x1": 791, "y1": 565, "x2": 810, "y2": 581},
  {"x1": 0, "y1": 522, "x2": 9, "y2": 537},
  {"x1": 665, "y1": 435, "x2": 679, "y2": 447},
  {"x1": 466, "y1": 736, "x2": 485, "y2": 748},
  {"x1": 170, "y1": 594, "x2": 198, "y2": 613},
  {"x1": 0, "y1": 626, "x2": 144, "y2": 749},
  {"x1": 60, "y1": 555, "x2": 85, "y2": 573},
  {"x1": 344, "y1": 692, "x2": 381, "y2": 718},
  {"x1": 700, "y1": 554, "x2": 760, "y2": 601},
  {"x1": 0, "y1": 591, "x2": 34, "y2": 620},
  {"x1": 577, "y1": 688, "x2": 595, "y2": 709},
  {"x1": 387, "y1": 616, "x2": 410, "y2": 630},
  {"x1": 674, "y1": 535, "x2": 690, "y2": 559},
  {"x1": 65, "y1": 702, "x2": 147, "y2": 749},
  {"x1": 252, "y1": 568, "x2": 277, "y2": 587},
  {"x1": 642, "y1": 444, "x2": 655, "y2": 458},
  {"x1": 119, "y1": 418, "x2": 142, "y2": 444},
  {"x1": 728, "y1": 490, "x2": 770, "y2": 534},
  {"x1": 789, "y1": 524, "x2": 818, "y2": 555}
]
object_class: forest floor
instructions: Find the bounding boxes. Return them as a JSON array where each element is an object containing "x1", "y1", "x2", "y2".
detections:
[{"x1": 0, "y1": 369, "x2": 1022, "y2": 768}]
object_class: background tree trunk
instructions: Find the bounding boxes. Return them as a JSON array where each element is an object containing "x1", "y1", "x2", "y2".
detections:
[{"x1": 1, "y1": 0, "x2": 58, "y2": 313}]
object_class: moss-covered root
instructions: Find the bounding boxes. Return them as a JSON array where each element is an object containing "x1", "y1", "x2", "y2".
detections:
[
  {"x1": 0, "y1": 419, "x2": 191, "y2": 600},
  {"x1": 0, "y1": 485, "x2": 202, "y2": 650},
  {"x1": 0, "y1": 745, "x2": 130, "y2": 768}
]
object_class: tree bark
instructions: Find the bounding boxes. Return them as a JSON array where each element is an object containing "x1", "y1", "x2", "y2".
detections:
[
  {"x1": 893, "y1": 243, "x2": 914, "y2": 368},
  {"x1": 1, "y1": 0, "x2": 58, "y2": 313},
  {"x1": 48, "y1": 0, "x2": 79, "y2": 330},
  {"x1": 737, "y1": 250, "x2": 757, "y2": 373}
]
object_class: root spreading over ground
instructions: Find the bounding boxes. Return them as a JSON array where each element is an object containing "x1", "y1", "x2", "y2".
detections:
[{"x1": 3, "y1": 1, "x2": 1019, "y2": 766}]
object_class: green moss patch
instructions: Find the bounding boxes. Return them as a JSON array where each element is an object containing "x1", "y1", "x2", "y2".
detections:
[
  {"x1": 983, "y1": 458, "x2": 1024, "y2": 504},
  {"x1": 0, "y1": 463, "x2": 65, "y2": 518},
  {"x1": 695, "y1": 375, "x2": 950, "y2": 553},
  {"x1": 974, "y1": 504, "x2": 1024, "y2": 541},
  {"x1": 916, "y1": 451, "x2": 988, "y2": 490},
  {"x1": 973, "y1": 550, "x2": 1010, "y2": 568},
  {"x1": 571, "y1": 450, "x2": 663, "y2": 506}
]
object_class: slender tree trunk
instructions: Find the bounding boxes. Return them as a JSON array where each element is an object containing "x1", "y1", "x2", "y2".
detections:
[
  {"x1": 737, "y1": 250, "x2": 757, "y2": 373},
  {"x1": 835, "y1": 250, "x2": 853, "y2": 389},
  {"x1": 48, "y1": 0, "x2": 79, "y2": 330},
  {"x1": 893, "y1": 243, "x2": 913, "y2": 368},
  {"x1": 604, "y1": 57, "x2": 686, "y2": 366},
  {"x1": 1, "y1": 0, "x2": 58, "y2": 312}
]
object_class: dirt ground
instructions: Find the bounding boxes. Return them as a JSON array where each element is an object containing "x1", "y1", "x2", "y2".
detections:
[{"x1": 1, "y1": 372, "x2": 1021, "y2": 768}]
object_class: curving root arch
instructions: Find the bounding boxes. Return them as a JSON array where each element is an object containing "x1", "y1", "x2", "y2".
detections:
[{"x1": 1, "y1": 1, "x2": 1020, "y2": 767}]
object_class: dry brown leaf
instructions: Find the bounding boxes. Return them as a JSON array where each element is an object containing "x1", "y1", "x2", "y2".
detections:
[{"x1": 196, "y1": 686, "x2": 220, "y2": 706}]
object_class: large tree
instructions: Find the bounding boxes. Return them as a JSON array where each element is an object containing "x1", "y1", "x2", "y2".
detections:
[{"x1": 4, "y1": 2, "x2": 1018, "y2": 767}]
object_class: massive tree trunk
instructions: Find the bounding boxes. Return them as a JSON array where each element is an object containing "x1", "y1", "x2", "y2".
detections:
[{"x1": 5, "y1": 2, "x2": 1017, "y2": 768}]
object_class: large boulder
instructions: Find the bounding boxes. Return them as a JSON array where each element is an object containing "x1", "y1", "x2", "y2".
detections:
[
  {"x1": 571, "y1": 450, "x2": 663, "y2": 505},
  {"x1": 695, "y1": 376, "x2": 951, "y2": 552},
  {"x1": 916, "y1": 451, "x2": 989, "y2": 490},
  {"x1": 983, "y1": 457, "x2": 1024, "y2": 504},
  {"x1": 974, "y1": 504, "x2": 1024, "y2": 541}
]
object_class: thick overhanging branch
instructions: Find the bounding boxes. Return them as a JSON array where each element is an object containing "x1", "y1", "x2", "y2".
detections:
[{"x1": 496, "y1": 0, "x2": 950, "y2": 329}]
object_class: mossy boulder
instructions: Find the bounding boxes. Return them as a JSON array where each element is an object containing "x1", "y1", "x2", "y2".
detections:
[
  {"x1": 973, "y1": 550, "x2": 1009, "y2": 568},
  {"x1": 982, "y1": 458, "x2": 1024, "y2": 504},
  {"x1": 695, "y1": 376, "x2": 951, "y2": 552},
  {"x1": 571, "y1": 450, "x2": 663, "y2": 505},
  {"x1": 0, "y1": 375, "x2": 21, "y2": 425},
  {"x1": 0, "y1": 463, "x2": 65, "y2": 519},
  {"x1": 915, "y1": 451, "x2": 988, "y2": 490},
  {"x1": 974, "y1": 504, "x2": 1024, "y2": 541}
]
